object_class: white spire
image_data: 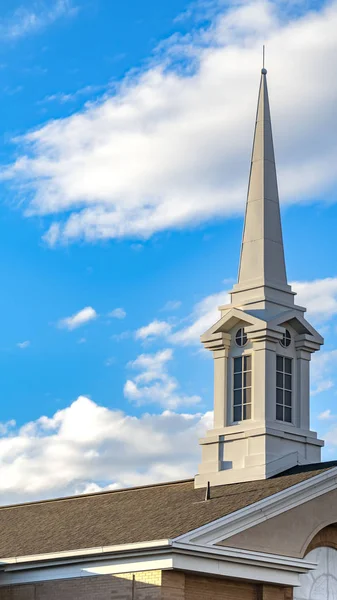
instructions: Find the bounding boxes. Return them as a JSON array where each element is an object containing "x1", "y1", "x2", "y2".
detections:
[
  {"x1": 195, "y1": 65, "x2": 324, "y2": 489},
  {"x1": 236, "y1": 68, "x2": 289, "y2": 296}
]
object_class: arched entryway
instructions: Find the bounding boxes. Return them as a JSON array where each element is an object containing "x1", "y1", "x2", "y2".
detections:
[{"x1": 294, "y1": 546, "x2": 337, "y2": 599}]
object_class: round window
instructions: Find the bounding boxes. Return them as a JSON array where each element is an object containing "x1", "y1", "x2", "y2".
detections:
[
  {"x1": 235, "y1": 328, "x2": 248, "y2": 347},
  {"x1": 280, "y1": 329, "x2": 291, "y2": 348}
]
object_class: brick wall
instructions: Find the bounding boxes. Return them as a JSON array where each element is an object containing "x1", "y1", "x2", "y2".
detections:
[
  {"x1": 185, "y1": 573, "x2": 256, "y2": 599},
  {"x1": 260, "y1": 584, "x2": 293, "y2": 600},
  {"x1": 306, "y1": 524, "x2": 337, "y2": 554},
  {"x1": 0, "y1": 570, "x2": 293, "y2": 599},
  {"x1": 161, "y1": 572, "x2": 185, "y2": 600},
  {"x1": 184, "y1": 574, "x2": 292, "y2": 600},
  {"x1": 0, "y1": 570, "x2": 162, "y2": 600}
]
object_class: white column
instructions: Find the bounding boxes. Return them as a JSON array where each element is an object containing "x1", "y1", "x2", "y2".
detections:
[
  {"x1": 249, "y1": 331, "x2": 279, "y2": 422},
  {"x1": 295, "y1": 348, "x2": 311, "y2": 430},
  {"x1": 213, "y1": 341, "x2": 231, "y2": 429}
]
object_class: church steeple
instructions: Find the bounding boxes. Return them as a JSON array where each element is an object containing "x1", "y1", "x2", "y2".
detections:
[
  {"x1": 238, "y1": 68, "x2": 288, "y2": 292},
  {"x1": 230, "y1": 68, "x2": 294, "y2": 314},
  {"x1": 195, "y1": 66, "x2": 324, "y2": 489}
]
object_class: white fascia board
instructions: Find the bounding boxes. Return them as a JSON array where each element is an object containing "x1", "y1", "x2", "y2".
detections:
[
  {"x1": 0, "y1": 544, "x2": 315, "y2": 588},
  {"x1": 0, "y1": 539, "x2": 171, "y2": 566},
  {"x1": 0, "y1": 552, "x2": 174, "y2": 586},
  {"x1": 172, "y1": 542, "x2": 316, "y2": 573},
  {"x1": 172, "y1": 553, "x2": 304, "y2": 587},
  {"x1": 174, "y1": 467, "x2": 337, "y2": 546}
]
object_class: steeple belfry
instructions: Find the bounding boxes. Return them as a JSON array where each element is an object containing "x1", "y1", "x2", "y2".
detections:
[
  {"x1": 237, "y1": 68, "x2": 288, "y2": 293},
  {"x1": 195, "y1": 66, "x2": 324, "y2": 489}
]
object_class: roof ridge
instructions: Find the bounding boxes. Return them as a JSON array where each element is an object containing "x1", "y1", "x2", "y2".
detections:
[
  {"x1": 277, "y1": 460, "x2": 337, "y2": 477},
  {"x1": 0, "y1": 478, "x2": 194, "y2": 511},
  {"x1": 0, "y1": 461, "x2": 336, "y2": 513}
]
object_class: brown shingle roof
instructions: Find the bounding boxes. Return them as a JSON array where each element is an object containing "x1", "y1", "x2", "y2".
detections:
[{"x1": 0, "y1": 461, "x2": 336, "y2": 558}]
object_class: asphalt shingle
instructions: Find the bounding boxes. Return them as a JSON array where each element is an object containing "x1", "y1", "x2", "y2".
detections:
[{"x1": 0, "y1": 461, "x2": 336, "y2": 558}]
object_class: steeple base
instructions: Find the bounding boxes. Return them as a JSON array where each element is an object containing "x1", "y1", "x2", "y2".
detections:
[
  {"x1": 230, "y1": 282, "x2": 297, "y2": 315},
  {"x1": 194, "y1": 424, "x2": 323, "y2": 488}
]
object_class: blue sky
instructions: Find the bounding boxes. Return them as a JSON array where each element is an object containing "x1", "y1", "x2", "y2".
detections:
[{"x1": 0, "y1": 0, "x2": 336, "y2": 502}]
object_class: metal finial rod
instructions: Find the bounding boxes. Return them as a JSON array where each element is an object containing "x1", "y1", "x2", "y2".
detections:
[{"x1": 261, "y1": 45, "x2": 267, "y2": 74}]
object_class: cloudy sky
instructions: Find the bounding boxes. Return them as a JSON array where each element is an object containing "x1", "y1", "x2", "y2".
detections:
[{"x1": 0, "y1": 0, "x2": 336, "y2": 504}]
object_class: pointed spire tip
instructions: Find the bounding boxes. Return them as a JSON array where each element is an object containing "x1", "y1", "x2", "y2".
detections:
[{"x1": 237, "y1": 58, "x2": 288, "y2": 292}]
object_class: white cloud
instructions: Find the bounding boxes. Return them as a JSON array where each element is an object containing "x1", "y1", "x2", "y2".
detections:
[
  {"x1": 170, "y1": 276, "x2": 337, "y2": 346},
  {"x1": 0, "y1": 420, "x2": 16, "y2": 435},
  {"x1": 17, "y1": 340, "x2": 30, "y2": 349},
  {"x1": 109, "y1": 307, "x2": 126, "y2": 319},
  {"x1": 311, "y1": 349, "x2": 337, "y2": 396},
  {"x1": 135, "y1": 319, "x2": 172, "y2": 340},
  {"x1": 324, "y1": 425, "x2": 337, "y2": 447},
  {"x1": 58, "y1": 306, "x2": 97, "y2": 330},
  {"x1": 161, "y1": 300, "x2": 182, "y2": 312},
  {"x1": 130, "y1": 243, "x2": 144, "y2": 252},
  {"x1": 111, "y1": 330, "x2": 132, "y2": 342},
  {"x1": 292, "y1": 277, "x2": 337, "y2": 322},
  {"x1": 39, "y1": 83, "x2": 109, "y2": 105},
  {"x1": 0, "y1": 396, "x2": 211, "y2": 503},
  {"x1": 0, "y1": 0, "x2": 77, "y2": 40},
  {"x1": 104, "y1": 357, "x2": 115, "y2": 367},
  {"x1": 4, "y1": 1, "x2": 337, "y2": 244},
  {"x1": 318, "y1": 409, "x2": 335, "y2": 420},
  {"x1": 171, "y1": 290, "x2": 229, "y2": 345},
  {"x1": 312, "y1": 380, "x2": 334, "y2": 397},
  {"x1": 124, "y1": 348, "x2": 201, "y2": 408}
]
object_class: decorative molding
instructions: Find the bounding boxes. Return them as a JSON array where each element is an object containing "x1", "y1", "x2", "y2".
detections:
[
  {"x1": 0, "y1": 540, "x2": 316, "y2": 588},
  {"x1": 176, "y1": 467, "x2": 337, "y2": 546},
  {"x1": 0, "y1": 539, "x2": 170, "y2": 566},
  {"x1": 172, "y1": 542, "x2": 316, "y2": 573}
]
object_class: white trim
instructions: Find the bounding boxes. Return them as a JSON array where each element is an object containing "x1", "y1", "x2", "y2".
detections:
[
  {"x1": 0, "y1": 553, "x2": 174, "y2": 586},
  {"x1": 172, "y1": 542, "x2": 315, "y2": 573},
  {"x1": 0, "y1": 544, "x2": 316, "y2": 588},
  {"x1": 268, "y1": 311, "x2": 323, "y2": 345},
  {"x1": 171, "y1": 553, "x2": 308, "y2": 587},
  {"x1": 175, "y1": 467, "x2": 337, "y2": 545},
  {"x1": 0, "y1": 539, "x2": 170, "y2": 566}
]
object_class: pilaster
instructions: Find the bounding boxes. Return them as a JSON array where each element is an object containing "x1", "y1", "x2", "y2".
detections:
[
  {"x1": 248, "y1": 328, "x2": 282, "y2": 422},
  {"x1": 213, "y1": 337, "x2": 231, "y2": 429},
  {"x1": 295, "y1": 334, "x2": 321, "y2": 431}
]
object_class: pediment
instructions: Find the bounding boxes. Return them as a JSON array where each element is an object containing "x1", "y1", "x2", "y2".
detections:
[
  {"x1": 201, "y1": 307, "x2": 323, "y2": 349},
  {"x1": 268, "y1": 310, "x2": 324, "y2": 345},
  {"x1": 216, "y1": 487, "x2": 337, "y2": 559},
  {"x1": 174, "y1": 467, "x2": 337, "y2": 555},
  {"x1": 201, "y1": 308, "x2": 266, "y2": 343}
]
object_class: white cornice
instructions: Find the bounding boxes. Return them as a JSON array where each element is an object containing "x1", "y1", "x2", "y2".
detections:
[
  {"x1": 0, "y1": 540, "x2": 316, "y2": 588},
  {"x1": 172, "y1": 542, "x2": 315, "y2": 573},
  {"x1": 0, "y1": 539, "x2": 170, "y2": 566}
]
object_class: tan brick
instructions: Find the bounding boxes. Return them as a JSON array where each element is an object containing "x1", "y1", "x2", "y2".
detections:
[
  {"x1": 306, "y1": 524, "x2": 337, "y2": 554},
  {"x1": 185, "y1": 573, "x2": 257, "y2": 600},
  {"x1": 0, "y1": 569, "x2": 293, "y2": 600},
  {"x1": 0, "y1": 571, "x2": 162, "y2": 600},
  {"x1": 162, "y1": 571, "x2": 185, "y2": 600},
  {"x1": 262, "y1": 584, "x2": 291, "y2": 600}
]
